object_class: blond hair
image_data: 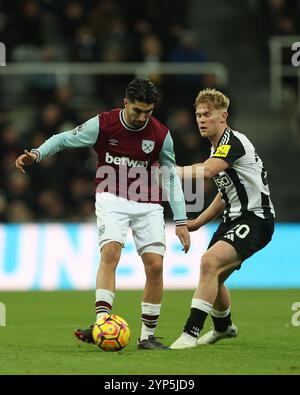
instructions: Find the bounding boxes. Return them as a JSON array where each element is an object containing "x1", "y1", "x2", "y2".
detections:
[{"x1": 194, "y1": 88, "x2": 230, "y2": 110}]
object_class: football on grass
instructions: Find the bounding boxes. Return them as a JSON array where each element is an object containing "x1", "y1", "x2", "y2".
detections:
[{"x1": 92, "y1": 314, "x2": 131, "y2": 351}]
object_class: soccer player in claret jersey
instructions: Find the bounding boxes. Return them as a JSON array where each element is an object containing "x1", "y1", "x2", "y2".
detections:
[
  {"x1": 171, "y1": 89, "x2": 275, "y2": 349},
  {"x1": 15, "y1": 78, "x2": 190, "y2": 350}
]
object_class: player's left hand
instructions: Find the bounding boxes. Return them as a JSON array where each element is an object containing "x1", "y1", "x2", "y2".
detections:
[{"x1": 176, "y1": 225, "x2": 190, "y2": 253}]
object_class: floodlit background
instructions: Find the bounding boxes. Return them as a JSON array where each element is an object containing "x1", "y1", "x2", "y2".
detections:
[{"x1": 0, "y1": 0, "x2": 299, "y2": 289}]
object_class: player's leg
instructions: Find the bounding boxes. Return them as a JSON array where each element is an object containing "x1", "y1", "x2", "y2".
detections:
[
  {"x1": 197, "y1": 269, "x2": 238, "y2": 345},
  {"x1": 93, "y1": 193, "x2": 130, "y2": 321},
  {"x1": 131, "y1": 203, "x2": 169, "y2": 349},
  {"x1": 142, "y1": 252, "x2": 163, "y2": 305},
  {"x1": 137, "y1": 251, "x2": 169, "y2": 349},
  {"x1": 214, "y1": 269, "x2": 234, "y2": 310},
  {"x1": 212, "y1": 286, "x2": 234, "y2": 330},
  {"x1": 171, "y1": 241, "x2": 241, "y2": 349},
  {"x1": 172, "y1": 216, "x2": 275, "y2": 349},
  {"x1": 212, "y1": 269, "x2": 233, "y2": 331},
  {"x1": 74, "y1": 193, "x2": 130, "y2": 344},
  {"x1": 95, "y1": 241, "x2": 122, "y2": 319},
  {"x1": 198, "y1": 217, "x2": 274, "y2": 345},
  {"x1": 185, "y1": 241, "x2": 241, "y2": 334},
  {"x1": 74, "y1": 241, "x2": 123, "y2": 344}
]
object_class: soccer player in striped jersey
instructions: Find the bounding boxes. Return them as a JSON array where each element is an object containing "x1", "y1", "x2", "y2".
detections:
[
  {"x1": 15, "y1": 78, "x2": 190, "y2": 350},
  {"x1": 171, "y1": 88, "x2": 275, "y2": 349}
]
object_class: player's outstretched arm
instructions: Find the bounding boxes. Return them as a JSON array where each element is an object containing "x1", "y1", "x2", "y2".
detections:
[
  {"x1": 177, "y1": 158, "x2": 229, "y2": 180},
  {"x1": 187, "y1": 193, "x2": 225, "y2": 232},
  {"x1": 15, "y1": 150, "x2": 37, "y2": 174},
  {"x1": 15, "y1": 116, "x2": 100, "y2": 171}
]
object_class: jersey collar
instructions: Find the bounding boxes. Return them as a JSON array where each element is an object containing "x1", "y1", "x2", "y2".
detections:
[{"x1": 119, "y1": 109, "x2": 149, "y2": 132}]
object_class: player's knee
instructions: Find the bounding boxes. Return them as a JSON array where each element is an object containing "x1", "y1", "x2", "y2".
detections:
[
  {"x1": 200, "y1": 253, "x2": 219, "y2": 276},
  {"x1": 101, "y1": 242, "x2": 121, "y2": 266},
  {"x1": 145, "y1": 259, "x2": 163, "y2": 278}
]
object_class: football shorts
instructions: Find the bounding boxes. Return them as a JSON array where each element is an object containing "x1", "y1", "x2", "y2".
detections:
[
  {"x1": 95, "y1": 192, "x2": 166, "y2": 256},
  {"x1": 208, "y1": 214, "x2": 274, "y2": 266}
]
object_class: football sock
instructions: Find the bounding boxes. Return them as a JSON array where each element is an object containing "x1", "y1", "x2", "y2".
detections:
[
  {"x1": 211, "y1": 307, "x2": 232, "y2": 332},
  {"x1": 95, "y1": 289, "x2": 115, "y2": 320},
  {"x1": 183, "y1": 299, "x2": 213, "y2": 338},
  {"x1": 141, "y1": 302, "x2": 161, "y2": 341}
]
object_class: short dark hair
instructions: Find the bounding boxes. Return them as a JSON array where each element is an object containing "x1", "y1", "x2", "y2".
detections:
[{"x1": 126, "y1": 78, "x2": 158, "y2": 104}]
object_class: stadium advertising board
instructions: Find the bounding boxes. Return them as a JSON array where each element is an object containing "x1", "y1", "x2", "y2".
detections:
[{"x1": 0, "y1": 223, "x2": 299, "y2": 290}]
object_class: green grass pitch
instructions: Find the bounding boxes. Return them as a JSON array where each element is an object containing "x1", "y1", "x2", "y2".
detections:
[{"x1": 0, "y1": 290, "x2": 299, "y2": 375}]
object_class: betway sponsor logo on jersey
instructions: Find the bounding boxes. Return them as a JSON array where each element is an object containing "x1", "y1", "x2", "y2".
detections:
[{"x1": 105, "y1": 152, "x2": 149, "y2": 168}]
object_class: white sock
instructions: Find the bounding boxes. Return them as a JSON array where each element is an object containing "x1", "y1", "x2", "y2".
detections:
[
  {"x1": 141, "y1": 302, "x2": 161, "y2": 341},
  {"x1": 95, "y1": 289, "x2": 115, "y2": 321},
  {"x1": 191, "y1": 298, "x2": 213, "y2": 314},
  {"x1": 211, "y1": 306, "x2": 231, "y2": 318}
]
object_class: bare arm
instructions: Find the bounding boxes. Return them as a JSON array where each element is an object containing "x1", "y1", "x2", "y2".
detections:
[
  {"x1": 177, "y1": 157, "x2": 229, "y2": 179},
  {"x1": 187, "y1": 193, "x2": 225, "y2": 231}
]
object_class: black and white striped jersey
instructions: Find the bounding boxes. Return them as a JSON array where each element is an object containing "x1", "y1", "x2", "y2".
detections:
[{"x1": 210, "y1": 127, "x2": 275, "y2": 221}]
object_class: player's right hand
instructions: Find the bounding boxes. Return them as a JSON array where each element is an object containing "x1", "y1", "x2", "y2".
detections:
[
  {"x1": 186, "y1": 219, "x2": 202, "y2": 232},
  {"x1": 15, "y1": 150, "x2": 37, "y2": 174},
  {"x1": 176, "y1": 225, "x2": 190, "y2": 253}
]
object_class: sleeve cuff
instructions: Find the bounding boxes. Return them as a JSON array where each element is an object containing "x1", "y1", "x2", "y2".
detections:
[
  {"x1": 174, "y1": 220, "x2": 187, "y2": 226},
  {"x1": 31, "y1": 149, "x2": 41, "y2": 163}
]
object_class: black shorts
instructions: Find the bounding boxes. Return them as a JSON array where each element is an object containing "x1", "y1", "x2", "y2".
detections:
[{"x1": 207, "y1": 215, "x2": 274, "y2": 266}]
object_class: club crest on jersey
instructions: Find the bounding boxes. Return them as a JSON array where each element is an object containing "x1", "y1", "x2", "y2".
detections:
[
  {"x1": 98, "y1": 225, "x2": 105, "y2": 236},
  {"x1": 142, "y1": 140, "x2": 155, "y2": 154}
]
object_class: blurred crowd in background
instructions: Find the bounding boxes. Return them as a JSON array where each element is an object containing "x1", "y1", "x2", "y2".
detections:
[
  {"x1": 0, "y1": 0, "x2": 299, "y2": 223},
  {"x1": 1, "y1": 0, "x2": 190, "y2": 62},
  {"x1": 1, "y1": 0, "x2": 298, "y2": 64},
  {"x1": 260, "y1": 0, "x2": 300, "y2": 37}
]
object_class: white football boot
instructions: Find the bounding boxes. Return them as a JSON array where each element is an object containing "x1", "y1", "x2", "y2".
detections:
[
  {"x1": 170, "y1": 333, "x2": 197, "y2": 350},
  {"x1": 197, "y1": 324, "x2": 238, "y2": 345}
]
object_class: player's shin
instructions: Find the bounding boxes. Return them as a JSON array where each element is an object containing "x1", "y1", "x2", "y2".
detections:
[
  {"x1": 211, "y1": 307, "x2": 232, "y2": 332},
  {"x1": 183, "y1": 299, "x2": 213, "y2": 337},
  {"x1": 140, "y1": 302, "x2": 161, "y2": 341},
  {"x1": 95, "y1": 289, "x2": 115, "y2": 320}
]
